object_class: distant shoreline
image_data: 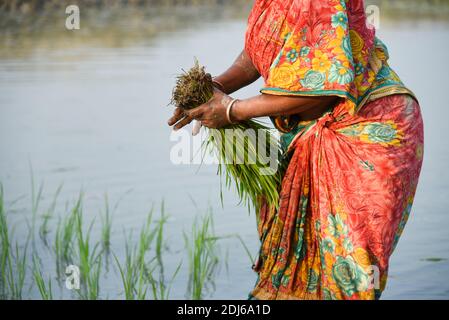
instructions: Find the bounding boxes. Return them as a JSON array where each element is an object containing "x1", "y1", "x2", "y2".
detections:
[{"x1": 1, "y1": 0, "x2": 448, "y2": 59}]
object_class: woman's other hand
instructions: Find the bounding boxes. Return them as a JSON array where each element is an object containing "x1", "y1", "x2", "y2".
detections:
[{"x1": 168, "y1": 88, "x2": 233, "y2": 131}]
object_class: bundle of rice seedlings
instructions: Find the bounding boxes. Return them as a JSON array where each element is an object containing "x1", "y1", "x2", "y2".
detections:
[{"x1": 171, "y1": 59, "x2": 284, "y2": 214}]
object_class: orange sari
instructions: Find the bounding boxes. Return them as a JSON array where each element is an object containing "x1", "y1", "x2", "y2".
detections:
[{"x1": 245, "y1": 0, "x2": 424, "y2": 300}]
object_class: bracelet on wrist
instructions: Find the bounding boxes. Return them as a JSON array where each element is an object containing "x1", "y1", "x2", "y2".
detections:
[
  {"x1": 212, "y1": 78, "x2": 226, "y2": 92},
  {"x1": 226, "y1": 99, "x2": 239, "y2": 125}
]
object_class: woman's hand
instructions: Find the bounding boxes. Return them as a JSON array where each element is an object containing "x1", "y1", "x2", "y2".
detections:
[
  {"x1": 168, "y1": 88, "x2": 233, "y2": 131},
  {"x1": 167, "y1": 87, "x2": 340, "y2": 132}
]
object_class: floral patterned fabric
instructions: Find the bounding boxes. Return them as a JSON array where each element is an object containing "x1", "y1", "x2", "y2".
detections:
[
  {"x1": 244, "y1": 0, "x2": 424, "y2": 300},
  {"x1": 245, "y1": 0, "x2": 415, "y2": 131}
]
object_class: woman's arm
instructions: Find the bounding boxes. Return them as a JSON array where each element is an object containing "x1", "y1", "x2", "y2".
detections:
[
  {"x1": 212, "y1": 49, "x2": 260, "y2": 94},
  {"x1": 231, "y1": 94, "x2": 339, "y2": 122},
  {"x1": 168, "y1": 89, "x2": 339, "y2": 130}
]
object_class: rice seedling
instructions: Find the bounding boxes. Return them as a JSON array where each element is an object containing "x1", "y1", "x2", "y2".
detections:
[
  {"x1": 0, "y1": 188, "x2": 30, "y2": 300},
  {"x1": 100, "y1": 194, "x2": 112, "y2": 252},
  {"x1": 136, "y1": 211, "x2": 157, "y2": 300},
  {"x1": 184, "y1": 211, "x2": 220, "y2": 300},
  {"x1": 114, "y1": 241, "x2": 136, "y2": 300},
  {"x1": 114, "y1": 210, "x2": 157, "y2": 300},
  {"x1": 155, "y1": 203, "x2": 167, "y2": 264},
  {"x1": 171, "y1": 60, "x2": 284, "y2": 215},
  {"x1": 39, "y1": 184, "x2": 63, "y2": 246},
  {"x1": 53, "y1": 219, "x2": 64, "y2": 276},
  {"x1": 73, "y1": 195, "x2": 102, "y2": 300},
  {"x1": 39, "y1": 213, "x2": 52, "y2": 246},
  {"x1": 208, "y1": 122, "x2": 284, "y2": 214},
  {"x1": 171, "y1": 60, "x2": 214, "y2": 110},
  {"x1": 148, "y1": 260, "x2": 182, "y2": 300},
  {"x1": 12, "y1": 240, "x2": 29, "y2": 300},
  {"x1": 54, "y1": 199, "x2": 78, "y2": 276},
  {"x1": 32, "y1": 255, "x2": 53, "y2": 300},
  {"x1": 146, "y1": 203, "x2": 182, "y2": 300},
  {"x1": 1, "y1": 182, "x2": 232, "y2": 300},
  {"x1": 28, "y1": 171, "x2": 44, "y2": 249},
  {"x1": 114, "y1": 203, "x2": 183, "y2": 300},
  {"x1": 101, "y1": 190, "x2": 133, "y2": 263},
  {"x1": 0, "y1": 186, "x2": 10, "y2": 299}
]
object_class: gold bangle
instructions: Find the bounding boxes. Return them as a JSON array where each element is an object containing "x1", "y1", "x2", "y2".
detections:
[{"x1": 226, "y1": 99, "x2": 239, "y2": 125}]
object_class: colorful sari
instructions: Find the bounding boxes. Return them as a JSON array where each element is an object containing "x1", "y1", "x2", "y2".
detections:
[{"x1": 244, "y1": 0, "x2": 424, "y2": 300}]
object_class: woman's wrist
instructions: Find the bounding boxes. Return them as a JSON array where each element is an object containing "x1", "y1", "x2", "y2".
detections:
[
  {"x1": 212, "y1": 73, "x2": 237, "y2": 95},
  {"x1": 230, "y1": 98, "x2": 250, "y2": 122},
  {"x1": 212, "y1": 77, "x2": 226, "y2": 92},
  {"x1": 225, "y1": 98, "x2": 239, "y2": 124}
]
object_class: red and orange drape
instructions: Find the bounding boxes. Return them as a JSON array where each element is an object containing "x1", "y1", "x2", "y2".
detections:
[{"x1": 244, "y1": 0, "x2": 424, "y2": 300}]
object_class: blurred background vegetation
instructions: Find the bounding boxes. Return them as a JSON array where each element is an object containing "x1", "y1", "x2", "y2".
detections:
[
  {"x1": 1, "y1": 0, "x2": 449, "y2": 59},
  {"x1": 0, "y1": 0, "x2": 254, "y2": 58}
]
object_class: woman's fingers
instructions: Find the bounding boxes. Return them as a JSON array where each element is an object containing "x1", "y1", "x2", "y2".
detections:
[
  {"x1": 167, "y1": 107, "x2": 184, "y2": 126},
  {"x1": 173, "y1": 113, "x2": 195, "y2": 130},
  {"x1": 201, "y1": 120, "x2": 212, "y2": 128},
  {"x1": 169, "y1": 104, "x2": 210, "y2": 130},
  {"x1": 186, "y1": 105, "x2": 207, "y2": 120},
  {"x1": 173, "y1": 105, "x2": 208, "y2": 130}
]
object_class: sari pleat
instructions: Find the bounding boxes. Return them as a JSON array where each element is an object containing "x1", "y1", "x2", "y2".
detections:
[
  {"x1": 244, "y1": 0, "x2": 425, "y2": 300},
  {"x1": 251, "y1": 95, "x2": 424, "y2": 300}
]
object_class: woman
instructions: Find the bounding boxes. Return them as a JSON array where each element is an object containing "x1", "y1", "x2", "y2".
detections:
[{"x1": 168, "y1": 0, "x2": 424, "y2": 300}]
